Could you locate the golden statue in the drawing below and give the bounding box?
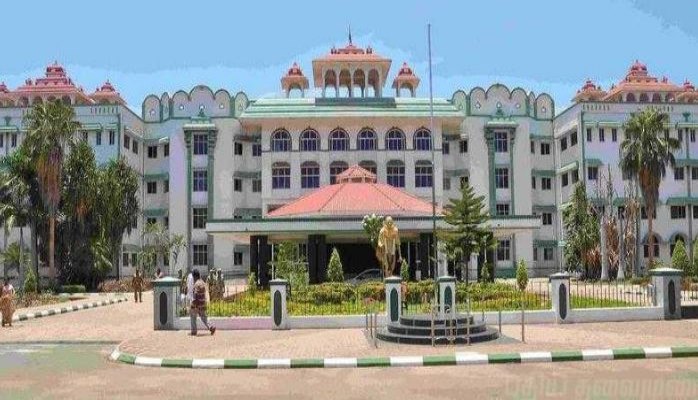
[376,216,402,277]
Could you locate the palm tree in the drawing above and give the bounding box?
[0,164,31,283]
[619,109,680,269]
[23,100,80,279]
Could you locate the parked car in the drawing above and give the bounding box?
[345,269,383,285]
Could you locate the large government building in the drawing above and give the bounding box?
[2,38,698,282]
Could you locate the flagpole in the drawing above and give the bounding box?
[428,23,437,278]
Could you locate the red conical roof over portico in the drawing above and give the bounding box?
[267,165,439,218]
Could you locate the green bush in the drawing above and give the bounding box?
[23,268,37,294]
[356,281,384,301]
[60,284,86,294]
[299,282,354,304]
[405,279,436,303]
[672,240,690,273]
[247,272,257,294]
[480,263,491,283]
[516,259,528,291]
[327,248,344,282]
[400,258,410,282]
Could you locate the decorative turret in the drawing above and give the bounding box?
[280,62,309,98]
[89,80,126,105]
[572,79,607,102]
[595,60,683,103]
[676,79,698,103]
[392,62,420,98]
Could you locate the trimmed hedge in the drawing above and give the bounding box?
[60,285,87,294]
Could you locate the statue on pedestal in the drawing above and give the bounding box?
[376,216,402,277]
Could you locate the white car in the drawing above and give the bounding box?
[345,269,383,285]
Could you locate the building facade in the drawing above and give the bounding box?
[1,45,696,280]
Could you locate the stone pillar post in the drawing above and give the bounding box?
[650,268,682,320]
[270,279,289,330]
[385,276,402,323]
[549,272,570,323]
[153,277,180,331]
[437,275,456,317]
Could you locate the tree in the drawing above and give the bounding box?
[0,165,31,283]
[96,157,139,279]
[563,182,600,277]
[1,242,28,281]
[516,259,528,291]
[327,247,344,282]
[439,182,494,275]
[23,100,81,279]
[362,214,385,265]
[620,109,680,269]
[672,240,690,273]
[400,258,410,282]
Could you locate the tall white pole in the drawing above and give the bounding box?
[428,23,437,278]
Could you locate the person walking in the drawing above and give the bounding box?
[132,268,144,303]
[190,269,215,336]
[1,278,16,327]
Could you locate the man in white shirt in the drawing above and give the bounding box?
[186,270,194,306]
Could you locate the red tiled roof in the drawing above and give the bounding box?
[267,166,439,218]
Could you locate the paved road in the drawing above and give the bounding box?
[2,344,698,399]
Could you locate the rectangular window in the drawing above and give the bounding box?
[193,207,207,229]
[11,134,17,148]
[571,132,578,146]
[193,244,208,266]
[123,135,130,149]
[495,168,509,189]
[234,142,243,155]
[234,252,243,266]
[442,142,450,154]
[542,213,553,225]
[459,140,468,153]
[146,181,157,194]
[560,137,567,151]
[586,128,592,142]
[148,146,158,158]
[146,217,157,226]
[132,140,138,154]
[164,143,170,157]
[494,132,508,152]
[694,205,698,219]
[163,253,169,266]
[164,179,169,193]
[588,166,598,180]
[132,215,138,229]
[640,207,656,220]
[571,169,579,183]
[131,253,138,268]
[533,247,538,262]
[96,132,102,146]
[540,143,550,155]
[164,217,169,230]
[109,130,115,145]
[599,128,605,142]
[193,170,208,192]
[691,129,696,143]
[0,135,3,147]
[678,129,684,143]
[193,134,208,155]
[443,178,451,191]
[460,176,469,189]
[561,173,569,187]
[671,205,686,219]
[693,167,698,181]
[234,178,242,192]
[496,203,510,216]
[530,140,535,154]
[542,177,552,190]
[675,167,685,180]
[252,143,261,157]
[531,176,536,189]
[544,248,554,261]
[497,239,511,261]
[611,128,618,142]
[252,179,262,193]
[82,131,88,142]
[122,253,130,267]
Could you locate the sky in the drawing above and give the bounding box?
[2,0,698,113]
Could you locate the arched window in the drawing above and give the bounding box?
[415,160,433,188]
[271,129,291,152]
[359,160,377,175]
[626,93,636,102]
[413,128,432,151]
[670,234,686,255]
[357,128,376,151]
[300,161,320,189]
[643,234,660,258]
[329,161,349,184]
[271,162,291,189]
[300,129,319,151]
[651,93,662,103]
[639,93,649,103]
[387,160,405,187]
[385,128,405,151]
[330,128,349,151]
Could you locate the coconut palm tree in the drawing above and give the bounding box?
[23,100,80,279]
[619,109,680,269]
[0,170,30,282]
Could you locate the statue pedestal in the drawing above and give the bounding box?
[384,276,402,323]
[437,275,456,318]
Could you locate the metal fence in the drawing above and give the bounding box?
[568,279,654,308]
[680,278,698,304]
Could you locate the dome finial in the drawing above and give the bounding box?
[348,24,352,44]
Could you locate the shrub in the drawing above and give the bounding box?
[405,279,436,303]
[672,240,690,273]
[356,281,384,301]
[60,284,86,294]
[303,282,354,304]
[23,268,37,294]
[327,248,344,282]
[98,278,153,292]
[516,259,528,291]
[400,258,410,282]
[247,272,257,294]
[480,263,491,283]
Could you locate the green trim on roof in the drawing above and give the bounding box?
[533,239,558,247]
[144,173,169,181]
[557,161,579,174]
[79,123,103,131]
[529,133,553,140]
[233,171,261,179]
[443,169,468,178]
[585,158,603,167]
[532,169,555,178]
[533,205,557,212]
[665,197,698,206]
[0,125,19,133]
[674,158,698,168]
